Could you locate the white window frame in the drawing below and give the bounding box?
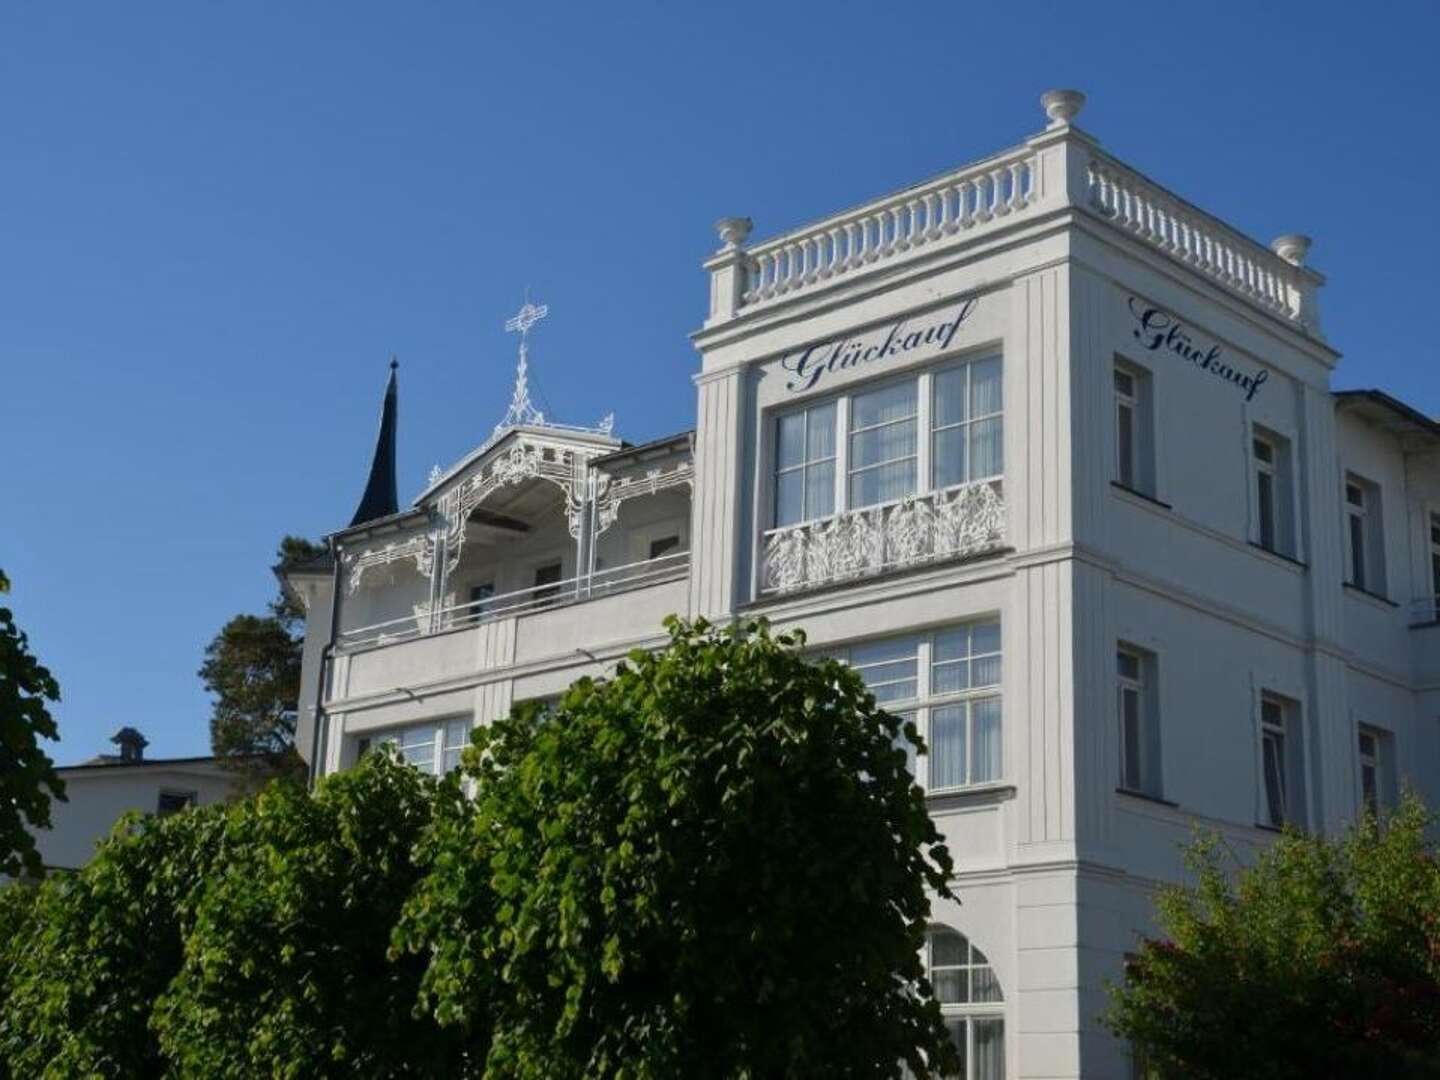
[834,620,1004,794]
[1344,474,1386,596]
[1357,724,1393,818]
[1259,694,1306,830]
[1253,432,1278,552]
[772,399,838,528]
[356,715,472,775]
[1113,360,1155,496]
[767,353,1003,532]
[1116,645,1161,798]
[922,925,1006,1080]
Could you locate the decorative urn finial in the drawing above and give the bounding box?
[1271,234,1312,267]
[1040,89,1086,128]
[715,216,753,251]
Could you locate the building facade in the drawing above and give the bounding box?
[288,90,1440,1078]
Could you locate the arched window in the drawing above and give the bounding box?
[926,925,1005,1080]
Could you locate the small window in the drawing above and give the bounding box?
[441,718,471,774]
[363,717,473,775]
[1358,726,1394,818]
[1251,429,1294,556]
[932,356,1003,489]
[1260,694,1306,829]
[648,535,682,560]
[1114,363,1155,496]
[157,790,197,816]
[1344,475,1386,595]
[1117,646,1161,797]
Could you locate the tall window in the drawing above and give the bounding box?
[840,620,1003,792]
[1358,726,1393,818]
[1117,646,1161,797]
[932,356,1003,490]
[1113,362,1154,495]
[1259,695,1305,829]
[358,717,471,775]
[925,925,1005,1080]
[849,381,918,508]
[771,354,1002,529]
[1251,428,1296,557]
[1344,474,1386,595]
[775,401,837,526]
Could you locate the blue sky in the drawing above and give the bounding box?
[3,1,1436,764]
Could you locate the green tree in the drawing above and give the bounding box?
[0,803,229,1077]
[0,567,66,879]
[1107,795,1440,1079]
[396,616,959,1079]
[200,535,323,783]
[152,751,470,1077]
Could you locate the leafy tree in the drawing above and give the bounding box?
[396,616,959,1079]
[200,535,324,783]
[0,567,66,878]
[1107,794,1440,1079]
[151,751,471,1077]
[0,803,229,1076]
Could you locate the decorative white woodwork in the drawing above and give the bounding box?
[760,481,1006,594]
[345,535,433,595]
[594,459,695,532]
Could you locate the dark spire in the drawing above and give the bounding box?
[349,359,400,527]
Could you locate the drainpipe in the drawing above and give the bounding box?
[308,536,343,789]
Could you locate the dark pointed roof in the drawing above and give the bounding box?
[350,360,400,527]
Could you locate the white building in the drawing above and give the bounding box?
[286,90,1440,1078]
[29,728,242,873]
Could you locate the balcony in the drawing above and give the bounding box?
[759,481,1006,596]
[338,551,689,652]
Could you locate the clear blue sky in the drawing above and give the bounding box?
[3,1,1436,764]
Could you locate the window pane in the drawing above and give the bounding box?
[971,653,1001,689]
[930,928,969,967]
[1258,471,1276,549]
[946,1019,968,1075]
[807,402,836,459]
[1121,689,1142,790]
[442,748,463,774]
[1349,515,1366,589]
[850,418,917,468]
[1117,404,1135,487]
[1117,651,1140,681]
[933,626,971,664]
[804,462,835,520]
[972,964,1003,1004]
[932,426,967,490]
[970,356,1002,416]
[775,471,804,527]
[1263,732,1286,826]
[970,417,1003,479]
[933,970,968,1006]
[972,699,1002,782]
[930,705,968,789]
[851,380,917,429]
[971,620,1001,656]
[849,459,917,508]
[777,412,806,469]
[932,659,970,695]
[973,1018,1006,1080]
[933,367,968,427]
[1114,368,1134,396]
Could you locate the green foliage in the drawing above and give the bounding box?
[0,567,66,878]
[151,751,469,1077]
[0,804,229,1077]
[396,616,958,1079]
[200,535,323,782]
[1107,794,1440,1078]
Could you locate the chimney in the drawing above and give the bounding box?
[110,727,148,763]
